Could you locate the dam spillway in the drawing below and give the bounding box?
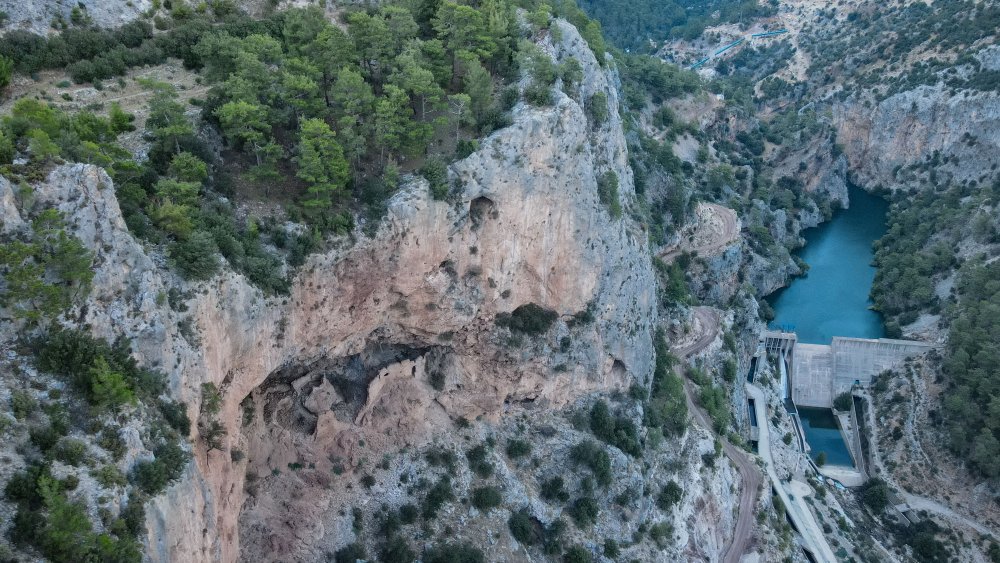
[775,335,934,408]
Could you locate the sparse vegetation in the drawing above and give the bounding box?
[496,303,558,335]
[588,400,641,456]
[470,486,503,511]
[569,440,612,487]
[506,439,532,459]
[833,392,853,412]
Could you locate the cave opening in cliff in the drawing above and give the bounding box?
[246,342,452,431]
[469,196,497,230]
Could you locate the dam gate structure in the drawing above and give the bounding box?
[781,336,934,408]
[753,331,933,483]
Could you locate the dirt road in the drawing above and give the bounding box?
[860,391,1000,539]
[672,307,763,563]
[659,203,740,263]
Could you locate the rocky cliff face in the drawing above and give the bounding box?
[1,0,153,35]
[19,20,675,561]
[835,46,1000,191]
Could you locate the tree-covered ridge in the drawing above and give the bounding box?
[3,0,604,291]
[195,0,523,222]
[943,259,1000,477]
[870,176,1000,477]
[799,0,1000,100]
[575,0,774,51]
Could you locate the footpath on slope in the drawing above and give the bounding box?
[745,384,838,563]
[658,203,740,263]
[672,307,763,563]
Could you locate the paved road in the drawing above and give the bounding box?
[659,203,740,262]
[746,384,838,563]
[672,307,763,563]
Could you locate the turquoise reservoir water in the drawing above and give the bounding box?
[766,184,889,344]
[798,407,854,466]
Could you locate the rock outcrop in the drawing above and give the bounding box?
[835,49,1000,191]
[1,0,153,35]
[24,19,666,562]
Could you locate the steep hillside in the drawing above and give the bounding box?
[0,3,791,563]
[584,0,1000,560]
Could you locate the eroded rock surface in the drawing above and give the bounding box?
[23,19,680,562]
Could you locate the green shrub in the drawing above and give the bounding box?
[506,438,531,459]
[428,368,445,391]
[30,424,63,453]
[540,476,570,502]
[35,328,167,405]
[422,476,454,519]
[649,521,673,548]
[698,383,731,433]
[116,495,146,539]
[88,356,136,410]
[543,518,567,556]
[424,542,485,563]
[596,171,621,219]
[508,509,541,545]
[722,358,737,382]
[569,440,612,486]
[425,447,457,473]
[131,440,188,495]
[10,390,37,420]
[524,83,553,106]
[421,158,449,200]
[158,400,191,435]
[399,503,418,524]
[52,438,88,466]
[588,400,641,456]
[380,535,415,563]
[656,480,683,511]
[169,231,219,280]
[200,382,222,414]
[0,209,94,323]
[465,444,493,478]
[833,392,853,412]
[7,470,141,562]
[563,545,592,563]
[586,92,608,125]
[860,478,890,513]
[99,427,127,461]
[92,464,128,488]
[470,486,503,511]
[569,496,599,528]
[334,543,366,563]
[495,303,558,335]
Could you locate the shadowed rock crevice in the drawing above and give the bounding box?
[249,342,454,431]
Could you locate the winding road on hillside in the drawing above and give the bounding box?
[658,203,740,263]
[859,391,1000,539]
[672,307,763,563]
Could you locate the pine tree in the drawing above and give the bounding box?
[372,85,414,165]
[295,118,349,213]
[215,100,270,166]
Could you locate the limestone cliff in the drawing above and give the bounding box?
[835,46,1000,191]
[14,19,676,561]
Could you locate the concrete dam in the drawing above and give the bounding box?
[762,331,933,408]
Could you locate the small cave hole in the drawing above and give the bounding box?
[469,196,497,230]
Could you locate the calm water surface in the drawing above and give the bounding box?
[766,184,889,344]
[798,407,855,466]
